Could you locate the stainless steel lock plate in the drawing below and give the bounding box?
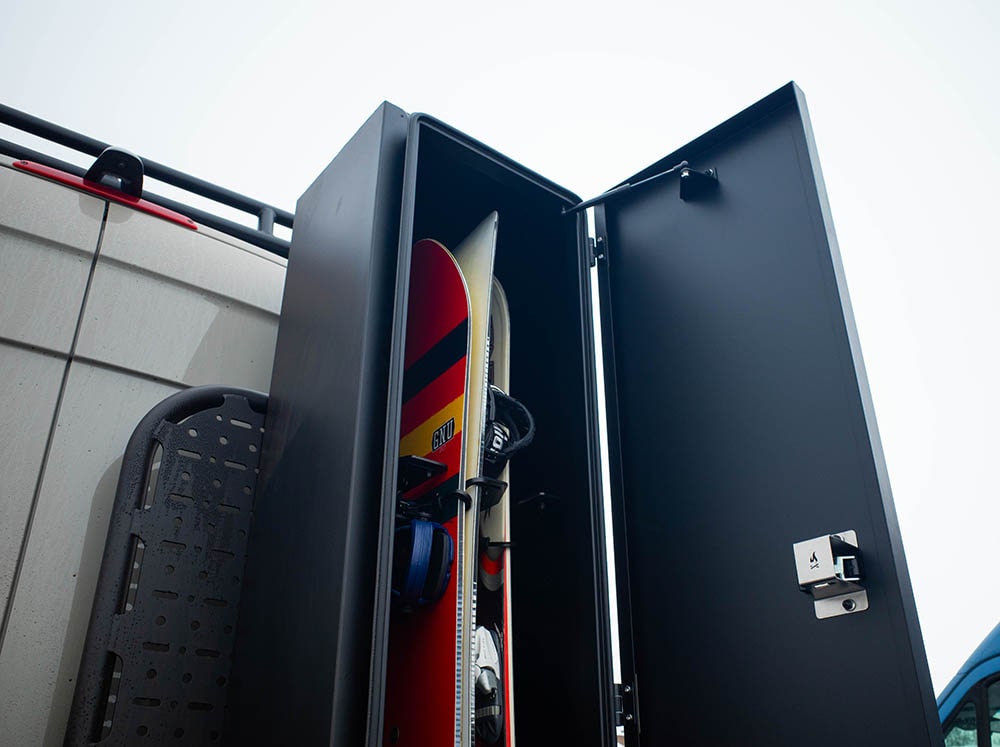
[793,530,868,619]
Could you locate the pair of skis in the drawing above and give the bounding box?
[383,213,516,747]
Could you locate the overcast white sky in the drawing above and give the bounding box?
[3,0,999,697]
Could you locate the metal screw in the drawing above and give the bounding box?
[842,598,857,612]
[623,685,631,693]
[625,714,634,722]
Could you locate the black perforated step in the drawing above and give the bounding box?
[65,387,267,746]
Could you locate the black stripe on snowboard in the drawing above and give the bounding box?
[402,319,469,404]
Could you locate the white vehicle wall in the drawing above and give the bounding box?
[0,156,286,745]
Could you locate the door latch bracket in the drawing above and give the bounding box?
[793,530,868,619]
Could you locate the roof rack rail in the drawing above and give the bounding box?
[0,103,293,258]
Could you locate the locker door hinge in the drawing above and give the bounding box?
[588,235,606,267]
[614,682,635,727]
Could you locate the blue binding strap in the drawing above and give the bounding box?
[403,520,434,606]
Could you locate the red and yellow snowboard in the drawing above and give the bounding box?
[383,213,504,747]
[383,238,471,747]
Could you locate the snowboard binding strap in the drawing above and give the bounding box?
[483,385,535,478]
[392,519,453,608]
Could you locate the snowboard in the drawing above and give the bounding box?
[476,279,516,747]
[383,238,471,747]
[383,212,500,747]
[450,212,500,746]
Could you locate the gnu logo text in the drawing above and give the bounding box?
[432,418,456,450]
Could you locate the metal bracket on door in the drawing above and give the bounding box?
[793,530,868,619]
[614,682,636,727]
[678,166,718,201]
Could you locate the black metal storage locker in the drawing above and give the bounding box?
[227,83,943,746]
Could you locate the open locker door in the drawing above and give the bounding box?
[596,83,943,745]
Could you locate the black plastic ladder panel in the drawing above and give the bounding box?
[65,387,266,746]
